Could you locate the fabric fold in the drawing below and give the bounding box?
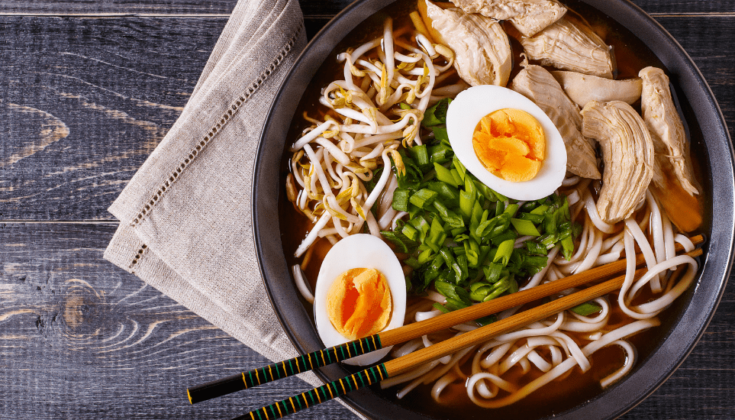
[101,0,353,406]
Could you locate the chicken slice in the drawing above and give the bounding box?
[423,0,512,86]
[639,67,702,232]
[582,101,655,223]
[512,64,600,179]
[520,18,614,79]
[639,66,699,196]
[552,71,642,108]
[450,0,567,37]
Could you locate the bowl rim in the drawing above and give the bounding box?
[253,1,735,418]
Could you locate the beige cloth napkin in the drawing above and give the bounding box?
[103,0,337,395]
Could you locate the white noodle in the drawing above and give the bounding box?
[625,218,661,292]
[291,265,314,303]
[585,193,616,233]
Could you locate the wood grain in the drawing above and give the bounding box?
[0,223,732,419]
[0,223,351,419]
[0,0,732,16]
[0,0,351,16]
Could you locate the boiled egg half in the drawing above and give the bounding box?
[313,234,406,366]
[447,85,567,201]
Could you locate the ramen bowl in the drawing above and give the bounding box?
[253,0,734,418]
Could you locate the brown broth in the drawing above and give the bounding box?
[277,1,709,418]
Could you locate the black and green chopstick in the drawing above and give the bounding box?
[233,260,693,420]
[231,364,388,420]
[186,237,702,405]
[187,335,384,404]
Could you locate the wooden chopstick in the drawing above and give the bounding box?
[187,235,703,404]
[234,247,702,420]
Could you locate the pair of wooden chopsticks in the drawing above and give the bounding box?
[188,235,703,419]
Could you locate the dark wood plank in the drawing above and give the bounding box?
[636,0,735,15]
[0,17,223,221]
[0,0,353,16]
[1,222,733,419]
[0,0,732,18]
[0,15,329,223]
[0,222,354,419]
[2,15,735,221]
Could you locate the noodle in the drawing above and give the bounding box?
[283,7,704,414]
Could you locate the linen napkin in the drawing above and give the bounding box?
[103,0,329,392]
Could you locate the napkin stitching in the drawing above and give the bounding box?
[128,22,304,228]
[128,243,149,273]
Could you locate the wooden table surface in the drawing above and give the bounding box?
[1,0,734,419]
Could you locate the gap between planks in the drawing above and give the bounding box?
[0,220,120,225]
[0,11,733,18]
[0,12,332,18]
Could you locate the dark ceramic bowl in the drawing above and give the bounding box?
[253,1,735,418]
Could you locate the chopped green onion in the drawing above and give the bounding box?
[494,239,515,266]
[561,235,574,260]
[423,98,452,126]
[426,218,447,252]
[410,189,438,209]
[450,169,463,186]
[490,229,517,246]
[495,201,505,217]
[519,212,545,224]
[433,200,465,229]
[475,315,497,326]
[538,232,557,246]
[399,102,412,110]
[525,241,547,256]
[381,231,413,253]
[459,178,477,221]
[511,218,541,236]
[483,276,511,301]
[464,239,480,267]
[405,257,420,269]
[530,204,549,215]
[492,190,508,202]
[474,182,498,202]
[507,277,519,294]
[426,182,459,206]
[450,227,466,237]
[432,303,450,313]
[409,215,430,243]
[439,248,464,281]
[483,263,503,283]
[504,203,519,217]
[429,142,452,163]
[470,285,491,301]
[445,298,470,311]
[409,144,430,167]
[571,302,603,316]
[418,248,433,264]
[434,162,460,187]
[452,156,467,182]
[402,224,419,242]
[392,188,410,212]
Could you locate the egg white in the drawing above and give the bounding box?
[446,85,567,201]
[313,234,406,366]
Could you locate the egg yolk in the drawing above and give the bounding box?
[472,108,546,182]
[326,268,392,340]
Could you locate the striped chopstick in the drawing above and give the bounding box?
[187,235,704,404]
[236,246,702,419]
[186,335,384,404]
